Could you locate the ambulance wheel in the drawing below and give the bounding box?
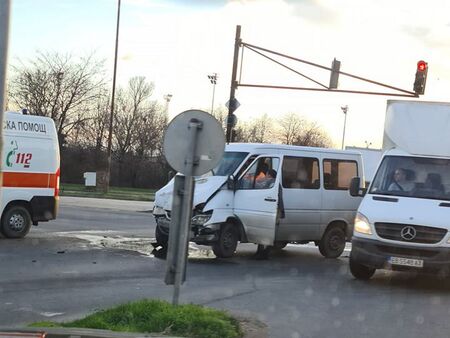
[1,205,32,238]
[350,254,376,280]
[212,223,238,258]
[319,226,346,258]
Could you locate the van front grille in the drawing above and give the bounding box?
[374,222,447,244]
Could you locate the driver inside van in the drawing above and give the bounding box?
[388,168,415,192]
[242,162,269,188]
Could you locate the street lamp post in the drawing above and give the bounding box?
[163,94,173,116]
[0,0,11,192]
[105,0,121,192]
[208,73,218,115]
[341,105,348,150]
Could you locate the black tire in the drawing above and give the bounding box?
[212,223,238,258]
[155,224,169,247]
[318,226,346,258]
[349,254,376,280]
[272,241,288,250]
[1,205,32,239]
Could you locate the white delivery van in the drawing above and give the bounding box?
[349,100,450,279]
[1,111,60,238]
[153,143,363,258]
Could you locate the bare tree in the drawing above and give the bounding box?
[8,51,106,141]
[279,112,303,145]
[232,115,273,143]
[113,77,153,160]
[291,120,332,148]
[210,105,227,130]
[134,103,167,159]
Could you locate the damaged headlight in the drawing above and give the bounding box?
[191,214,212,226]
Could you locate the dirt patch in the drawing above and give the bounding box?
[235,314,268,338]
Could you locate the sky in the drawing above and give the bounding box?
[8,0,450,148]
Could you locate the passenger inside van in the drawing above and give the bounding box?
[424,173,445,193]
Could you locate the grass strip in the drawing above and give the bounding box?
[60,183,156,201]
[30,299,242,338]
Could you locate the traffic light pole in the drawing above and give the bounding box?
[226,25,241,143]
[0,0,11,190]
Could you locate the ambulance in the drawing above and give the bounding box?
[1,111,60,238]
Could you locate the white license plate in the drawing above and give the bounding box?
[389,256,424,268]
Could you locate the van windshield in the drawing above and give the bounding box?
[211,151,249,176]
[369,155,450,201]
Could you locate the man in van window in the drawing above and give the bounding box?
[388,168,415,192]
[256,169,277,189]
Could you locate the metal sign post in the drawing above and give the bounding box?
[0,0,11,190]
[162,110,225,306]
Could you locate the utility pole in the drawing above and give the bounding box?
[341,105,348,150]
[226,25,241,143]
[208,73,218,115]
[105,0,121,192]
[0,0,11,190]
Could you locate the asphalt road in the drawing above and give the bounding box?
[2,198,450,338]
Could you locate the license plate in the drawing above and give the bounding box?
[389,256,424,268]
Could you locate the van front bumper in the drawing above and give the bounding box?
[351,237,450,272]
[155,216,219,244]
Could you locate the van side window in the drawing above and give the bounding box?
[282,156,320,189]
[323,159,358,190]
[236,155,258,178]
[240,157,279,190]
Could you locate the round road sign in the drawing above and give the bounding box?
[163,110,225,176]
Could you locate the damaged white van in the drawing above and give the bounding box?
[153,143,364,258]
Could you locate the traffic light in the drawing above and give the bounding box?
[413,60,428,95]
[329,58,341,89]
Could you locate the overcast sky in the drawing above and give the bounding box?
[9,0,450,148]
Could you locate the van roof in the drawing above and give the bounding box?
[225,142,361,156]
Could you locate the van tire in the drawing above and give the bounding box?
[318,226,346,258]
[212,223,238,258]
[350,254,376,280]
[1,205,32,238]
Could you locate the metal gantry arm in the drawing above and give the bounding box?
[226,25,419,143]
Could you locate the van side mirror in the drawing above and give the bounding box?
[227,175,236,191]
[349,177,366,197]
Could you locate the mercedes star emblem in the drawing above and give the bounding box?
[400,226,417,241]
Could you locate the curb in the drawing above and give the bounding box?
[0,317,268,338]
[0,328,180,338]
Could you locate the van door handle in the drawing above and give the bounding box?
[264,197,277,202]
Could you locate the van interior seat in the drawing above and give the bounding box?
[425,173,445,192]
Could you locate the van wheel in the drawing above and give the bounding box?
[350,254,376,280]
[272,241,288,250]
[1,205,32,238]
[318,226,346,258]
[155,224,168,247]
[212,223,238,258]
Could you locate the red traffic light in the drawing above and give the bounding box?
[417,60,427,72]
